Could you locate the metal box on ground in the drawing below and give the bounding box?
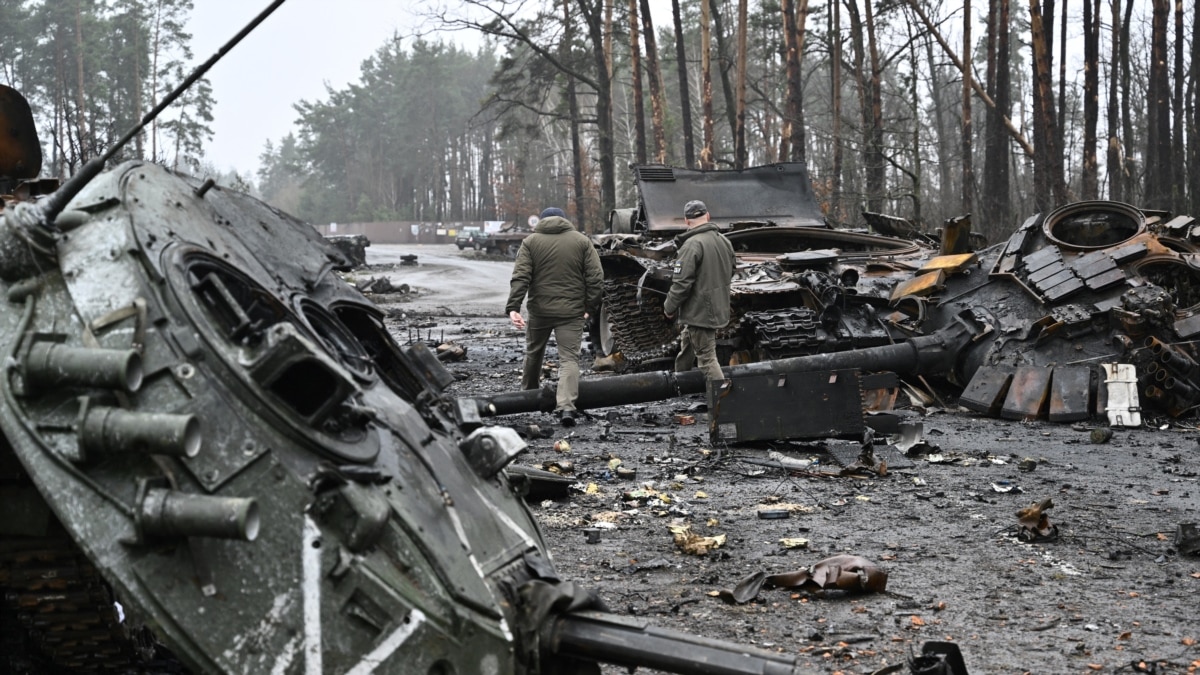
[708,369,865,443]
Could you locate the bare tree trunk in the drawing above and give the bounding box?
[962,0,974,213]
[578,0,617,218]
[779,0,797,162]
[907,33,924,226]
[700,0,715,169]
[1029,0,1066,210]
[629,0,646,164]
[1119,0,1134,202]
[604,0,613,85]
[480,123,495,218]
[1081,0,1099,199]
[846,0,868,212]
[926,35,952,213]
[1171,0,1184,211]
[1145,0,1171,209]
[1189,0,1200,215]
[982,0,1012,236]
[639,0,669,163]
[790,0,809,164]
[671,0,695,167]
[73,0,90,161]
[1056,0,1067,139]
[1107,0,1122,202]
[563,0,585,227]
[151,1,161,162]
[710,0,739,148]
[829,0,843,223]
[864,0,885,211]
[734,0,748,168]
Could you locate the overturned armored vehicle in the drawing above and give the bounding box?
[593,162,934,369]
[0,77,810,673]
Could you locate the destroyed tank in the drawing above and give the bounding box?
[495,198,1200,427]
[592,162,934,369]
[918,199,1200,422]
[0,21,814,674]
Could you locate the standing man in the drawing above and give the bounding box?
[507,207,604,427]
[662,200,735,382]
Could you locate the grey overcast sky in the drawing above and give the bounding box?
[188,0,676,179]
[187,0,439,177]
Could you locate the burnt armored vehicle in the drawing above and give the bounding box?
[592,162,934,369]
[490,199,1200,428]
[0,17,813,675]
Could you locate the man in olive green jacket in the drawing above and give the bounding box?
[662,200,735,382]
[506,207,604,426]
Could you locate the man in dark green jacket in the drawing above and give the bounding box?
[662,200,735,382]
[506,207,604,426]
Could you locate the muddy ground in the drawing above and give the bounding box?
[362,244,1199,675]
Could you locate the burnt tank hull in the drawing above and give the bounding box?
[594,163,934,369]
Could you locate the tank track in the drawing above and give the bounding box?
[0,535,189,674]
[601,275,679,368]
[741,308,831,358]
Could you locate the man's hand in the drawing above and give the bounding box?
[509,310,526,329]
[664,311,675,320]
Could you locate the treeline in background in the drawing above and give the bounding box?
[3,0,1196,244]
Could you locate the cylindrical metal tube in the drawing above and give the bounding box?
[1145,336,1166,354]
[547,611,798,675]
[480,325,971,416]
[138,489,259,541]
[1158,348,1198,377]
[80,407,200,458]
[24,343,143,392]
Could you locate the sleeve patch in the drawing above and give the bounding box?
[672,262,683,275]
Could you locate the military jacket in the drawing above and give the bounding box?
[662,222,735,328]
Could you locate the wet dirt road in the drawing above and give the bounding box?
[360,243,514,317]
[359,249,1200,675]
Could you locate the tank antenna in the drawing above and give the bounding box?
[36,0,289,228]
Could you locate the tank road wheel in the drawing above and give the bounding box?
[597,304,616,356]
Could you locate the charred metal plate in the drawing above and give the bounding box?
[1048,367,1094,422]
[1043,277,1086,302]
[1029,261,1070,285]
[1084,268,1126,291]
[1109,242,1149,264]
[1175,314,1200,339]
[1021,246,1064,274]
[890,270,945,301]
[634,162,826,233]
[1000,367,1053,420]
[708,369,864,442]
[919,253,977,274]
[1070,252,1118,279]
[1163,215,1195,236]
[1032,268,1077,291]
[959,366,1016,416]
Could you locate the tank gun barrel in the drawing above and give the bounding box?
[546,610,801,675]
[475,309,992,417]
